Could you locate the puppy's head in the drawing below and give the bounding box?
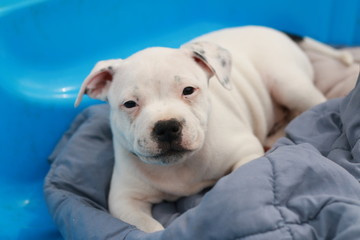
[75,42,232,165]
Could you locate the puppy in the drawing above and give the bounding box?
[75,26,338,232]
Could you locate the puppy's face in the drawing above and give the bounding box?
[109,48,210,165]
[75,42,232,165]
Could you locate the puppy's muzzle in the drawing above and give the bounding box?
[152,119,182,144]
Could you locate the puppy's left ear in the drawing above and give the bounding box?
[181,41,232,90]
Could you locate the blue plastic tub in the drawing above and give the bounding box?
[1,0,359,239]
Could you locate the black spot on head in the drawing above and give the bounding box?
[174,75,182,83]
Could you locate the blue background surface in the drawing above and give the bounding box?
[0,0,359,239]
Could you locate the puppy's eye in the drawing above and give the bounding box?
[182,86,195,96]
[123,100,137,108]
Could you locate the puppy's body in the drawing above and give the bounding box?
[75,26,331,232]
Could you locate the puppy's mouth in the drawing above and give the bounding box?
[154,149,191,160]
[135,147,193,165]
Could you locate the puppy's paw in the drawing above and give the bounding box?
[231,153,263,171]
[139,221,164,233]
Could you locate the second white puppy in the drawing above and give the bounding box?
[75,26,342,232]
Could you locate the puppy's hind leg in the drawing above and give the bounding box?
[270,69,326,115]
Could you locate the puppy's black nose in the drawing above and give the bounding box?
[153,119,182,143]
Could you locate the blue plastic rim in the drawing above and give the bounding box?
[0,0,359,239]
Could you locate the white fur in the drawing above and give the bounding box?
[75,26,332,232]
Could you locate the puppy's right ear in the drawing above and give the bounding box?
[181,41,232,90]
[74,59,122,107]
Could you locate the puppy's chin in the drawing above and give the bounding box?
[138,150,193,166]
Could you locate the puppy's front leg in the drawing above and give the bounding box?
[109,194,164,233]
[230,135,265,171]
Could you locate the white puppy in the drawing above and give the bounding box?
[75,26,345,232]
